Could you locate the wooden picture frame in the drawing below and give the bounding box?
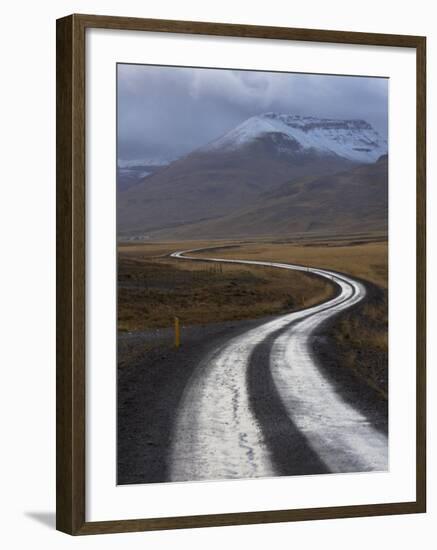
[56,13,426,535]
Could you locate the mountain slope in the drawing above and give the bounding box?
[150,156,388,240]
[117,158,175,191]
[117,113,387,236]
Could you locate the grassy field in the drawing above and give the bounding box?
[119,237,387,285]
[192,240,388,288]
[118,249,334,331]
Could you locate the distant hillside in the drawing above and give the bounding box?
[117,158,174,191]
[150,155,388,240]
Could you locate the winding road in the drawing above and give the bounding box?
[168,248,388,482]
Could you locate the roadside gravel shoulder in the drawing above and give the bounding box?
[117,316,276,484]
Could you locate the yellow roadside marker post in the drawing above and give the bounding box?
[174,316,180,348]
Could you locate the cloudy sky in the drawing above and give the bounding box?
[117,63,388,164]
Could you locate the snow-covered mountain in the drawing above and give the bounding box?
[202,113,387,164]
[117,113,388,237]
[117,157,176,169]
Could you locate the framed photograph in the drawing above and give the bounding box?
[56,14,426,535]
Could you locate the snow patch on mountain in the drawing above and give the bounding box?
[202,113,387,163]
[117,157,176,169]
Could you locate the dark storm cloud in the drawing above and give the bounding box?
[117,63,388,164]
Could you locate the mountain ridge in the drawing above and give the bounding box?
[200,113,387,163]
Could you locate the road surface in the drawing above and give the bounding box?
[168,248,388,481]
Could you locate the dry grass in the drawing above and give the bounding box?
[191,240,388,288]
[118,239,387,285]
[117,240,218,259]
[117,250,334,331]
[326,290,388,397]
